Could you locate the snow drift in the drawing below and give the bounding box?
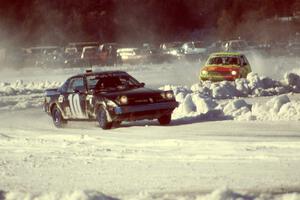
[0,80,61,96]
[173,93,300,122]
[165,72,300,122]
[3,188,300,200]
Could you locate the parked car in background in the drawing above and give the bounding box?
[25,46,63,67]
[181,41,207,62]
[63,47,81,66]
[67,42,100,54]
[99,43,122,66]
[80,46,101,66]
[160,42,184,60]
[199,52,252,81]
[117,48,144,64]
[206,41,224,54]
[222,40,250,52]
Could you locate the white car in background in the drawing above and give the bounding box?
[181,41,207,61]
[222,40,250,52]
[80,46,101,65]
[117,48,144,64]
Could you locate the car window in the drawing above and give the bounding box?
[208,56,240,65]
[59,81,69,93]
[227,57,239,65]
[87,73,141,91]
[67,77,85,93]
[208,57,223,65]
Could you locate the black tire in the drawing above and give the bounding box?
[97,107,113,130]
[158,114,171,125]
[52,105,67,128]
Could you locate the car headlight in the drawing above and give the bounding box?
[119,95,128,105]
[166,91,174,99]
[231,70,237,75]
[201,70,208,75]
[161,91,174,100]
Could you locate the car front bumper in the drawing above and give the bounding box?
[111,101,179,121]
[200,74,238,81]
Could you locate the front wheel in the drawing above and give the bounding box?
[158,114,171,125]
[97,108,113,130]
[52,105,67,128]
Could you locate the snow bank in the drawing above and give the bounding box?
[172,93,219,120]
[219,99,253,121]
[173,92,300,122]
[165,73,300,122]
[4,190,114,200]
[165,72,300,101]
[0,80,61,110]
[4,188,300,200]
[251,95,300,121]
[0,80,61,96]
[0,96,44,111]
[218,95,300,121]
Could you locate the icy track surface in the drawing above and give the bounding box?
[1,59,300,199]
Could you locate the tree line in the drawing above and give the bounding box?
[0,0,299,47]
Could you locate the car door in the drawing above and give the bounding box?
[64,77,88,119]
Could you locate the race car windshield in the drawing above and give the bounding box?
[208,56,240,65]
[87,73,141,91]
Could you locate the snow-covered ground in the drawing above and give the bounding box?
[1,58,300,200]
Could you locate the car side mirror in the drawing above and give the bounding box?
[140,82,145,87]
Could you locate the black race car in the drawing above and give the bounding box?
[44,70,178,129]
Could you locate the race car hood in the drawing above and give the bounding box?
[95,87,169,105]
[102,87,161,97]
[202,65,240,72]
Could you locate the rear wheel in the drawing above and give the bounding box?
[52,105,67,128]
[97,107,113,130]
[158,114,171,125]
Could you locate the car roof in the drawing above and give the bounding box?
[117,48,138,52]
[226,40,247,43]
[210,52,244,57]
[73,70,128,78]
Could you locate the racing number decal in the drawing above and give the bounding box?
[68,94,85,118]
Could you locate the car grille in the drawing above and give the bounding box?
[128,95,164,105]
[207,71,232,76]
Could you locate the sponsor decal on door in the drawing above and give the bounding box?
[68,94,86,118]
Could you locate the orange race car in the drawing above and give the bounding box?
[199,52,252,81]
